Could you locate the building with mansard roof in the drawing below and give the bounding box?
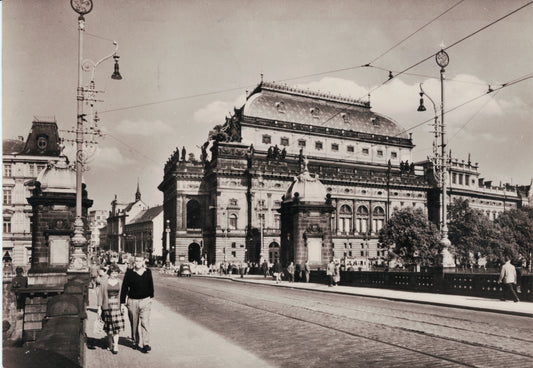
[2,119,62,266]
[158,81,529,268]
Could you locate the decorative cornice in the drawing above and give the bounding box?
[260,81,370,108]
[241,116,413,148]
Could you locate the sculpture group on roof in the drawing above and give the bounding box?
[400,160,415,175]
[267,145,286,162]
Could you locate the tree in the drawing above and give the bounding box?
[447,198,502,266]
[379,207,441,267]
[494,207,533,264]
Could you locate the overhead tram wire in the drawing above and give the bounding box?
[99,2,533,119]
[394,72,533,137]
[366,0,465,65]
[448,90,502,143]
[97,1,465,117]
[105,133,161,165]
[360,0,533,100]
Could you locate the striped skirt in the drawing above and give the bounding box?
[102,298,125,334]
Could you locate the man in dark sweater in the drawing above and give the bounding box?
[120,256,154,353]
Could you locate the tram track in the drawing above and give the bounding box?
[156,275,533,367]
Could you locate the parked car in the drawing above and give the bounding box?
[178,263,191,277]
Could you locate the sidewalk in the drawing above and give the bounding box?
[84,287,273,368]
[202,274,533,317]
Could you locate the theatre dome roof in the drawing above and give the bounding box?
[243,82,408,139]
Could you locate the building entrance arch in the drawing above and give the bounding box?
[188,242,201,264]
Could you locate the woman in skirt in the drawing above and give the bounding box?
[97,263,125,354]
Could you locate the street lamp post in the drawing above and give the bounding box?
[417,47,454,268]
[69,0,122,271]
[165,219,171,265]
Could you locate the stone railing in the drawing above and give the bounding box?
[308,270,533,302]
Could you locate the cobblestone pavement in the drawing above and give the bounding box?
[152,274,533,368]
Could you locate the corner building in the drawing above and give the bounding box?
[159,81,527,267]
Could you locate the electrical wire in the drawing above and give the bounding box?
[362,0,533,100]
[367,0,465,65]
[396,72,533,137]
[448,90,501,143]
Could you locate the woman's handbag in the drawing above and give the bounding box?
[93,316,105,336]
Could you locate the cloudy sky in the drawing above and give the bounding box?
[3,0,532,210]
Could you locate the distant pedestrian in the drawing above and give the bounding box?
[98,264,125,354]
[333,260,341,286]
[287,262,295,283]
[120,256,154,353]
[303,260,311,283]
[326,260,335,287]
[89,259,100,289]
[274,260,282,284]
[498,257,519,302]
[261,260,269,278]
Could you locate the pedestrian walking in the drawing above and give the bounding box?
[303,260,311,283]
[326,260,335,287]
[333,259,341,286]
[97,264,125,354]
[287,262,295,282]
[89,259,100,289]
[261,260,269,278]
[498,257,519,302]
[120,256,154,353]
[274,260,282,284]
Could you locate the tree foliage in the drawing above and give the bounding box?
[448,199,533,266]
[379,207,441,266]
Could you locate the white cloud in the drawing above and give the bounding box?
[91,146,135,168]
[114,119,173,136]
[193,94,247,124]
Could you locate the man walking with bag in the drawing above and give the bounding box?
[121,256,154,353]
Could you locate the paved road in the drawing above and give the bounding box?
[155,273,533,368]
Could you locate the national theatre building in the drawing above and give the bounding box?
[158,81,530,267]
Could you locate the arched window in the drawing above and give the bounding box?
[186,200,202,229]
[355,205,369,234]
[372,206,385,233]
[229,214,238,229]
[338,204,352,234]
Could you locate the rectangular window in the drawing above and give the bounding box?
[331,143,339,151]
[377,150,383,157]
[459,174,463,185]
[298,140,306,148]
[465,175,470,186]
[231,251,236,258]
[362,148,369,155]
[4,164,12,177]
[3,217,11,233]
[315,141,323,150]
[361,251,365,257]
[391,152,398,158]
[452,173,457,184]
[280,137,289,146]
[262,135,271,144]
[3,189,12,205]
[231,242,236,248]
[347,146,354,153]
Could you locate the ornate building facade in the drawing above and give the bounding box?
[159,81,529,267]
[2,119,62,266]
